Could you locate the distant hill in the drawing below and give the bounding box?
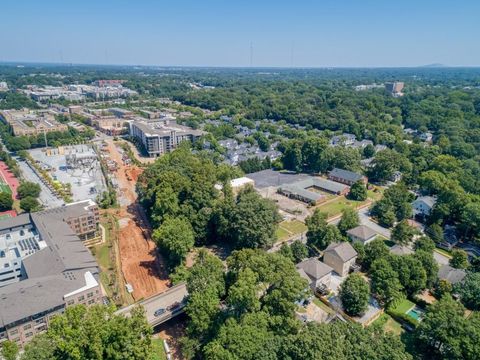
[419,63,447,68]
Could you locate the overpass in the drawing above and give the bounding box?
[116,283,188,327]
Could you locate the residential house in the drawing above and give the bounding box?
[328,168,367,186]
[347,225,377,245]
[412,196,436,217]
[323,242,358,277]
[330,133,356,146]
[438,265,466,285]
[296,258,333,290]
[389,244,414,256]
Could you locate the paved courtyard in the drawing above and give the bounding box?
[28,145,106,202]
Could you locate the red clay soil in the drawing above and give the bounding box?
[0,161,19,199]
[106,140,169,301]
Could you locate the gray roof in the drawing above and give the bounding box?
[438,265,466,285]
[328,168,364,183]
[325,242,357,262]
[0,208,99,328]
[296,258,333,280]
[0,213,31,233]
[413,196,436,209]
[279,178,349,202]
[245,170,310,189]
[389,244,414,256]
[347,225,377,242]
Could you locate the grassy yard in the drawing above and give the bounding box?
[315,196,368,218]
[276,227,290,241]
[391,298,415,314]
[373,314,404,336]
[277,219,307,241]
[150,338,167,360]
[434,248,452,258]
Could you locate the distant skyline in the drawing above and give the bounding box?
[1,0,479,67]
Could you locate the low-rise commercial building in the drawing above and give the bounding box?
[0,109,68,136]
[129,118,204,157]
[328,168,367,186]
[0,206,101,347]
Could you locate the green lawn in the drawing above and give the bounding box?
[281,219,307,234]
[150,338,167,360]
[277,220,307,241]
[95,242,112,269]
[434,248,452,258]
[276,227,290,241]
[391,299,415,314]
[316,196,368,218]
[372,314,404,336]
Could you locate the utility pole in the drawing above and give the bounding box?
[250,42,253,67]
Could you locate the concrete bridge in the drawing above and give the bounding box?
[116,283,188,327]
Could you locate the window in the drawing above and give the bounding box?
[78,295,85,302]
[67,300,74,306]
[25,332,33,338]
[87,292,93,298]
[9,329,18,336]
[23,324,31,330]
[88,299,95,305]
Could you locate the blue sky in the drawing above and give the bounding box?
[1,0,479,67]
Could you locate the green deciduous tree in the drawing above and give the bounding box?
[455,272,480,310]
[230,187,281,249]
[152,217,195,267]
[339,273,370,316]
[391,220,417,245]
[449,249,469,269]
[306,209,342,250]
[26,305,152,360]
[19,196,40,213]
[17,181,41,199]
[415,295,480,360]
[1,340,18,360]
[348,180,368,201]
[337,207,360,235]
[370,258,403,305]
[0,192,13,211]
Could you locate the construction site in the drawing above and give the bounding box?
[27,144,107,202]
[100,139,169,302]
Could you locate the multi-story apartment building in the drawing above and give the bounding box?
[129,118,204,157]
[0,206,102,347]
[48,199,100,241]
[0,109,68,136]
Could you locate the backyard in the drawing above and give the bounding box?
[276,219,307,241]
[314,187,383,219]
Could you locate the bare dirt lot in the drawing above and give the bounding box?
[105,139,169,301]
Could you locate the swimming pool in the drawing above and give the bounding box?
[406,306,424,321]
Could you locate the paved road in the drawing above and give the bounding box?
[16,158,64,208]
[116,283,188,327]
[358,207,391,239]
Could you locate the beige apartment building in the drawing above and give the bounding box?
[0,109,68,136]
[0,205,102,347]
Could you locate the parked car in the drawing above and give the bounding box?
[154,308,166,317]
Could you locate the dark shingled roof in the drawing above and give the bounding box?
[328,168,364,183]
[325,242,357,262]
[296,258,333,280]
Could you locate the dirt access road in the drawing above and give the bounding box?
[105,139,169,300]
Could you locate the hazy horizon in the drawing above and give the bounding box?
[2,0,479,67]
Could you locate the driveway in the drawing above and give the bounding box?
[16,158,64,209]
[433,250,451,266]
[358,207,391,239]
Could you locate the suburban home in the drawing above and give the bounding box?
[389,244,414,256]
[346,225,377,245]
[438,265,467,285]
[328,168,367,186]
[412,196,436,217]
[323,242,358,277]
[296,258,333,291]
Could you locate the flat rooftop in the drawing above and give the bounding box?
[246,170,310,189]
[0,205,99,328]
